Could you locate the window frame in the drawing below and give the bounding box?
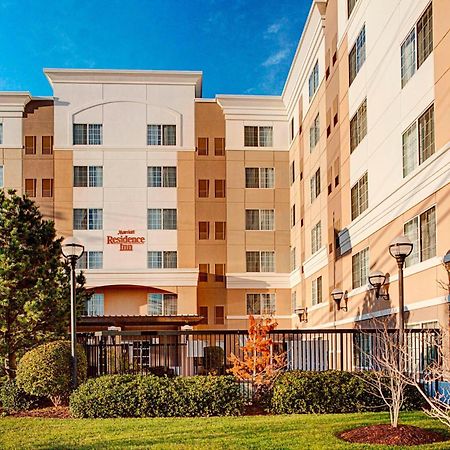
[349,25,366,85]
[73,124,103,145]
[246,293,276,315]
[311,276,323,306]
[350,98,367,153]
[147,293,178,316]
[351,172,368,220]
[246,251,275,273]
[352,247,369,289]
[147,124,176,146]
[244,126,273,147]
[311,221,322,254]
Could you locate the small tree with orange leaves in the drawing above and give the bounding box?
[228,315,286,403]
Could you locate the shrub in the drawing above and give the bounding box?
[16,340,87,406]
[0,379,42,413]
[270,370,424,414]
[70,374,245,418]
[203,346,225,374]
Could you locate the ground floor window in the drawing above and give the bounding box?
[85,293,104,316]
[246,293,275,315]
[147,293,178,315]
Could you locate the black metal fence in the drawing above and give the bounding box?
[78,328,440,382]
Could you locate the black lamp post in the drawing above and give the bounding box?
[331,288,347,311]
[368,271,389,301]
[389,235,413,345]
[62,238,85,389]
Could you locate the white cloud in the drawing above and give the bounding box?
[262,48,289,67]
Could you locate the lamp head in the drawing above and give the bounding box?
[62,237,85,260]
[389,235,413,261]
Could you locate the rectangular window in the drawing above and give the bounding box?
[350,98,367,153]
[417,3,433,68]
[404,206,436,267]
[88,124,102,145]
[290,247,296,271]
[148,167,161,187]
[290,161,295,184]
[310,168,321,202]
[215,264,225,282]
[245,209,274,231]
[312,276,323,305]
[348,0,357,17]
[73,124,87,145]
[351,172,368,220]
[24,136,36,155]
[88,251,103,269]
[401,29,416,88]
[147,251,162,269]
[261,252,275,272]
[24,179,36,197]
[246,251,275,272]
[74,166,103,187]
[311,221,322,254]
[197,137,209,155]
[214,137,225,156]
[146,209,175,230]
[42,179,53,198]
[147,125,176,146]
[309,114,320,151]
[147,167,176,187]
[290,118,295,141]
[147,251,177,269]
[402,104,434,177]
[199,221,210,240]
[198,179,209,198]
[291,204,296,228]
[89,166,103,187]
[73,209,88,230]
[73,209,102,230]
[215,306,225,324]
[199,306,209,325]
[73,124,102,145]
[0,166,3,188]
[308,60,319,101]
[163,209,177,230]
[42,136,53,155]
[0,123,3,144]
[148,293,177,316]
[244,126,273,147]
[199,264,209,282]
[85,293,104,316]
[245,167,275,188]
[215,222,226,240]
[352,247,369,289]
[88,208,103,230]
[215,179,226,198]
[349,25,366,85]
[74,166,88,187]
[246,293,275,315]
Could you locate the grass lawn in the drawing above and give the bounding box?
[0,411,449,450]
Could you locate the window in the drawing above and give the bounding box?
[245,209,274,231]
[290,161,295,184]
[147,125,176,146]
[309,114,320,152]
[402,4,433,87]
[77,251,103,269]
[42,179,53,197]
[404,206,436,268]
[147,251,177,269]
[402,104,434,177]
[199,306,209,325]
[198,179,209,198]
[73,208,102,230]
[73,124,102,145]
[308,60,319,100]
[244,126,273,147]
[290,247,296,271]
[24,136,36,155]
[351,172,368,220]
[214,137,225,156]
[246,251,275,272]
[74,166,103,187]
[199,264,209,282]
[215,222,226,240]
[215,179,226,198]
[350,98,367,153]
[245,167,275,188]
[311,221,322,254]
[291,291,297,311]
[42,136,53,155]
[290,118,295,141]
[24,179,36,197]
[246,293,275,315]
[349,25,366,85]
[352,247,369,289]
[312,276,322,305]
[85,293,104,316]
[215,306,225,324]
[291,204,296,228]
[0,123,2,144]
[199,221,210,240]
[348,0,357,17]
[0,166,3,188]
[310,168,321,202]
[147,166,176,187]
[148,293,177,315]
[197,137,209,155]
[215,264,225,282]
[147,209,177,230]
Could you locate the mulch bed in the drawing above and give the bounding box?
[10,406,71,419]
[339,424,448,446]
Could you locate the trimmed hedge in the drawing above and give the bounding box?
[70,374,245,418]
[0,378,42,413]
[16,340,87,406]
[270,370,424,414]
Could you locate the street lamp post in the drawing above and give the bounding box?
[388,235,413,346]
[62,238,85,389]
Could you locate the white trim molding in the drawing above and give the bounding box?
[227,315,293,320]
[302,246,327,279]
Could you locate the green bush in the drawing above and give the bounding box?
[203,346,225,374]
[70,374,245,418]
[16,340,87,406]
[0,379,42,413]
[270,370,424,414]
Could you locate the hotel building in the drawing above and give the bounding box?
[0,0,448,332]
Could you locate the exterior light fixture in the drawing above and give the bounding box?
[331,288,347,312]
[368,271,389,301]
[443,252,450,272]
[62,237,85,389]
[295,307,308,323]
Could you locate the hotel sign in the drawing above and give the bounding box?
[106,230,145,251]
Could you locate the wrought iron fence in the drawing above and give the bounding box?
[77,328,440,383]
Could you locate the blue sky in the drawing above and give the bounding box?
[0,0,311,98]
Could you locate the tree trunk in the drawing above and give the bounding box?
[5,351,17,379]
